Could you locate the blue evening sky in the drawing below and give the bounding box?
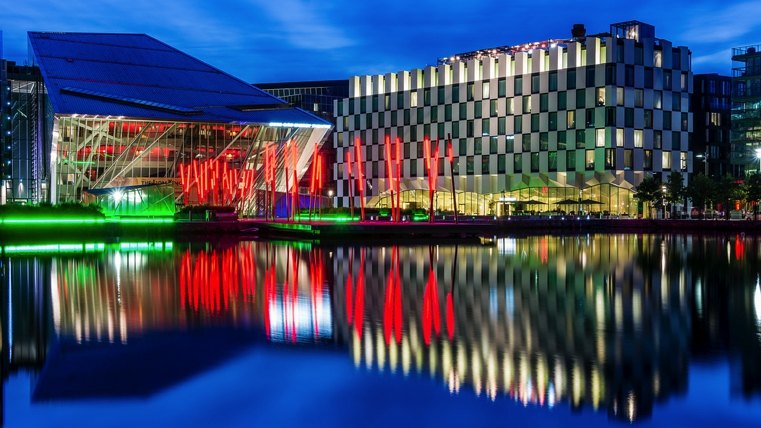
[1,0,760,83]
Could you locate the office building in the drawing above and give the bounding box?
[731,44,761,175]
[691,74,731,178]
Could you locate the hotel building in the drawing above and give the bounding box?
[334,21,692,216]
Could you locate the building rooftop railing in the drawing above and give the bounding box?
[732,44,761,59]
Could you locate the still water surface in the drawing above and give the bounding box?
[2,234,761,427]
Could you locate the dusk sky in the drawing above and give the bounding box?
[2,0,761,84]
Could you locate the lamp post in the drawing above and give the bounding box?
[661,185,667,219]
[328,189,334,209]
[755,148,761,174]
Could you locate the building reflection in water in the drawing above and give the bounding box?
[1,235,761,423]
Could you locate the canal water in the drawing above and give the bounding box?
[2,234,761,427]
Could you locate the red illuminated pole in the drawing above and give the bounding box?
[354,137,365,222]
[345,151,354,218]
[291,142,298,222]
[447,134,458,224]
[384,135,395,221]
[395,137,402,222]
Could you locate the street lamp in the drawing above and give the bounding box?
[661,185,667,219]
[327,189,334,209]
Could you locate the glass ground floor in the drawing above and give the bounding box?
[369,183,637,217]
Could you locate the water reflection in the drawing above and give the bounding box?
[2,235,761,425]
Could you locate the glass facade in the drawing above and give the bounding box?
[52,117,319,216]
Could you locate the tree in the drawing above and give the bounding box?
[665,172,685,218]
[746,173,761,219]
[634,175,662,218]
[685,174,714,217]
[713,175,744,219]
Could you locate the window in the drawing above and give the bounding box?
[467,120,474,137]
[490,99,499,117]
[625,65,634,86]
[459,103,467,120]
[411,92,418,107]
[680,152,687,171]
[506,135,514,152]
[437,123,444,139]
[567,69,576,89]
[558,91,567,110]
[360,97,367,113]
[474,138,482,155]
[616,128,624,147]
[558,131,567,150]
[672,131,681,150]
[681,72,688,91]
[482,155,490,174]
[531,152,539,172]
[498,154,506,173]
[397,92,404,109]
[596,88,605,106]
[549,152,558,171]
[410,159,418,176]
[654,130,662,149]
[540,132,549,151]
[498,78,506,97]
[522,134,531,151]
[498,117,506,134]
[605,148,615,169]
[459,138,466,155]
[515,76,523,95]
[417,108,423,124]
[654,49,662,67]
[644,110,653,128]
[506,98,514,115]
[514,116,522,133]
[531,114,540,132]
[635,89,643,107]
[549,71,558,91]
[567,110,576,129]
[624,149,633,170]
[566,150,576,171]
[645,68,653,89]
[576,89,586,108]
[635,45,644,65]
[482,118,490,136]
[586,108,595,127]
[644,149,652,170]
[549,112,558,131]
[445,104,452,121]
[391,112,397,126]
[411,127,418,143]
[576,129,586,148]
[437,86,445,104]
[605,64,617,85]
[586,67,595,86]
[452,122,459,138]
[475,101,482,118]
[616,87,624,106]
[605,107,616,126]
[416,140,423,156]
[452,85,460,102]
[532,74,540,93]
[482,83,490,99]
[596,128,605,147]
[654,91,662,109]
[466,156,474,174]
[672,93,681,111]
[662,151,672,169]
[467,82,474,101]
[514,154,523,173]
[423,88,431,106]
[585,150,595,170]
[664,72,672,90]
[490,136,498,154]
[664,111,672,130]
[523,96,532,113]
[404,109,410,125]
[625,108,634,127]
[540,93,548,112]
[634,129,643,147]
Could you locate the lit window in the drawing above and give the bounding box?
[616,128,624,147]
[596,129,605,147]
[410,92,418,107]
[662,151,672,169]
[482,83,490,99]
[634,130,643,148]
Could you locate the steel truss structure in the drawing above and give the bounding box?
[51,117,328,216]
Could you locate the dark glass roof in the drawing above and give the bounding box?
[27,32,329,126]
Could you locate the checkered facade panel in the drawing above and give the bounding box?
[334,36,692,204]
